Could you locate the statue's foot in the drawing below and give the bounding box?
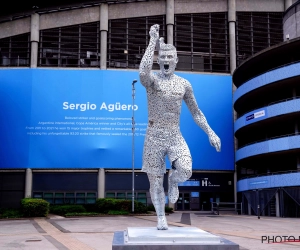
[168,172,179,203]
[157,215,168,230]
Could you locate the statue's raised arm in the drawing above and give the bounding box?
[139,24,159,87]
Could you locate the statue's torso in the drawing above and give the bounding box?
[146,74,187,128]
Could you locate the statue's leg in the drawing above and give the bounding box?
[148,173,168,230]
[168,156,192,203]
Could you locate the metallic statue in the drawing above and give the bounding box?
[139,24,221,230]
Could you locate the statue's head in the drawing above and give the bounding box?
[157,38,178,77]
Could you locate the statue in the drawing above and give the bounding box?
[139,24,221,230]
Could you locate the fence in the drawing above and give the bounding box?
[211,202,242,215]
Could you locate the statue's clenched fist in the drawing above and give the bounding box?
[208,131,221,152]
[149,24,159,41]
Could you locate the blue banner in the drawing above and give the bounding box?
[0,69,234,170]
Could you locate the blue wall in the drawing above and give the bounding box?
[233,62,300,104]
[235,99,300,133]
[0,69,234,170]
[236,135,300,162]
[237,172,300,192]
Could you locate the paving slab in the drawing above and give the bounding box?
[0,212,300,250]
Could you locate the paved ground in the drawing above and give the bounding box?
[0,211,300,249]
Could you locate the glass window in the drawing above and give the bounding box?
[116,193,126,199]
[127,193,136,200]
[33,192,43,198]
[65,198,75,204]
[0,33,30,67]
[106,192,115,198]
[76,192,85,197]
[108,15,166,70]
[32,191,99,204]
[137,198,147,205]
[236,12,283,66]
[44,193,53,198]
[39,22,100,67]
[76,193,86,204]
[76,198,85,204]
[44,198,53,204]
[87,192,96,197]
[86,198,96,204]
[54,198,64,204]
[174,13,229,73]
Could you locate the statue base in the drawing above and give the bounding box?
[112,227,239,250]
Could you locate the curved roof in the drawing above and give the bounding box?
[0,0,158,22]
[232,36,300,88]
[283,0,300,24]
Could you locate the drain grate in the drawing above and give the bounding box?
[26,239,42,242]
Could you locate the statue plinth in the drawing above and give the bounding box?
[112,227,239,250]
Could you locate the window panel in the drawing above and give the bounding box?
[236,12,283,66]
[108,15,165,69]
[39,22,100,67]
[0,33,30,67]
[32,191,96,204]
[106,192,115,198]
[116,193,126,199]
[174,13,229,73]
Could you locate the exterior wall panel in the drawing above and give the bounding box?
[174,0,227,14]
[108,2,165,20]
[0,17,30,39]
[0,172,25,208]
[233,62,300,104]
[235,99,300,133]
[33,173,97,191]
[40,7,100,30]
[236,0,284,12]
[237,172,300,192]
[236,135,300,162]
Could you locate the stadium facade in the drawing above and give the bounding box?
[234,0,300,218]
[0,0,299,216]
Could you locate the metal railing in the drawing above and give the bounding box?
[211,202,242,215]
[239,169,299,180]
[238,131,300,150]
[237,95,300,119]
[235,58,300,90]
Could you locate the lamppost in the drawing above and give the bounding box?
[131,79,137,213]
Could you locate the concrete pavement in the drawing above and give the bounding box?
[0,212,300,249]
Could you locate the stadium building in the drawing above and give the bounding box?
[0,0,298,216]
[234,0,300,217]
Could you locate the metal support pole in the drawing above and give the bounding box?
[166,0,174,45]
[228,0,236,75]
[275,191,280,217]
[30,13,40,68]
[100,4,108,69]
[240,202,243,215]
[131,79,137,213]
[25,168,32,198]
[257,189,260,219]
[98,168,105,198]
